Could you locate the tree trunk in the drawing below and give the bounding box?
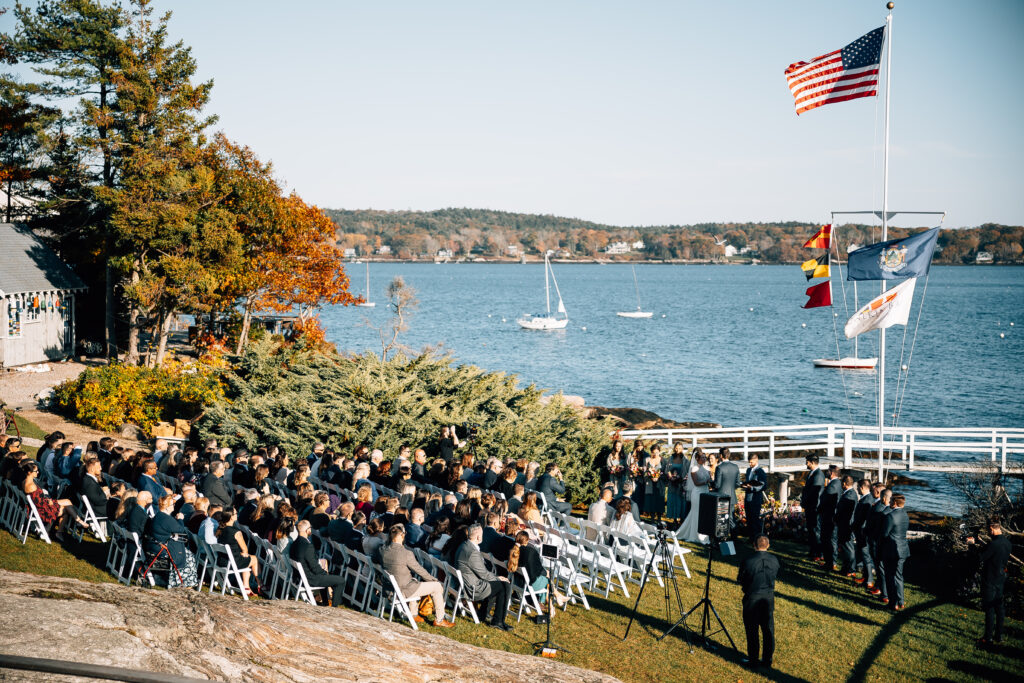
[154,309,173,367]
[124,266,142,366]
[235,303,253,355]
[105,259,117,360]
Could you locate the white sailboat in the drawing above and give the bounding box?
[617,266,652,318]
[517,252,568,330]
[354,261,375,307]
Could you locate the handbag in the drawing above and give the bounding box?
[418,594,434,619]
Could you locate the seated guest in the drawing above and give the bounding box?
[1,447,28,481]
[216,507,260,596]
[490,518,519,563]
[380,524,454,627]
[199,505,223,545]
[587,487,615,537]
[483,458,504,490]
[272,504,299,551]
[411,448,429,484]
[537,463,572,514]
[327,502,355,543]
[202,461,233,508]
[507,484,525,515]
[405,507,428,548]
[250,464,271,496]
[614,481,641,523]
[123,490,153,538]
[362,517,387,560]
[78,458,109,519]
[456,524,512,630]
[452,499,475,528]
[113,489,138,525]
[143,494,198,587]
[289,520,344,606]
[508,530,567,608]
[175,484,198,519]
[518,492,544,526]
[352,462,377,502]
[20,461,85,541]
[354,485,374,517]
[186,497,211,534]
[524,462,541,491]
[426,494,457,527]
[111,448,134,481]
[345,511,367,552]
[610,497,642,537]
[309,492,331,531]
[496,467,518,500]
[106,481,126,521]
[248,494,279,539]
[426,518,452,558]
[137,459,170,500]
[238,489,261,527]
[480,511,502,554]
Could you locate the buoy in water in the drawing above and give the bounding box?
[487,314,492,318]
[1000,332,1005,338]
[901,364,908,371]
[749,307,754,312]
[801,323,807,328]
[661,314,666,318]
[581,326,587,331]
[501,318,506,322]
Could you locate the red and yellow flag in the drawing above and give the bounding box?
[803,224,832,249]
[800,253,830,280]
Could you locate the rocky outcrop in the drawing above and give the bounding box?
[584,405,721,431]
[0,570,621,683]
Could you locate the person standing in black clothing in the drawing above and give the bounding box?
[835,475,859,577]
[968,518,1012,646]
[738,534,780,670]
[802,455,826,559]
[818,466,842,571]
[866,488,892,599]
[437,426,462,465]
[853,481,880,589]
[880,493,910,610]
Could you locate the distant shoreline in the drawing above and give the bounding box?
[345,259,1023,267]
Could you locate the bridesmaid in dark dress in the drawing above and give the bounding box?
[628,440,648,510]
[604,440,629,495]
[643,444,667,523]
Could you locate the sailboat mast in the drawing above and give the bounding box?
[632,266,641,309]
[545,254,551,314]
[365,261,370,300]
[854,281,859,358]
[877,2,894,477]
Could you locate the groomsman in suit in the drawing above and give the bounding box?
[880,493,910,610]
[853,480,879,588]
[801,455,826,560]
[712,448,740,532]
[866,488,892,599]
[818,466,842,571]
[741,455,767,538]
[835,475,860,577]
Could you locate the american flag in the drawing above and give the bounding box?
[785,26,885,116]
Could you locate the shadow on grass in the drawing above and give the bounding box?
[775,589,876,626]
[937,659,1023,683]
[846,597,944,683]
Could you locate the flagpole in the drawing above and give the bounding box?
[878,2,894,481]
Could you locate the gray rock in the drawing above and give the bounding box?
[118,423,142,440]
[0,570,621,683]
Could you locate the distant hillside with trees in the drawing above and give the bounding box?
[326,208,1024,265]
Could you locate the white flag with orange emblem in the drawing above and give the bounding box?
[844,278,917,339]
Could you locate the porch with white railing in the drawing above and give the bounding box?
[615,424,1024,478]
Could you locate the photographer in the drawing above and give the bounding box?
[437,425,463,464]
[537,463,572,514]
[968,518,1012,646]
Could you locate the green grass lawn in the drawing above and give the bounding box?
[0,529,1018,683]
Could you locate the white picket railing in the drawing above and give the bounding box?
[615,424,1024,477]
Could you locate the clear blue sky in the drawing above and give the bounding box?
[6,1,1023,228]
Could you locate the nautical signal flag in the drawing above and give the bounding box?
[801,253,830,281]
[844,277,916,338]
[847,227,940,281]
[802,281,832,309]
[803,225,832,249]
[785,26,885,116]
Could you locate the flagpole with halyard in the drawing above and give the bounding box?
[878,2,895,477]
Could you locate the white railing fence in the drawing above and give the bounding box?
[615,424,1024,477]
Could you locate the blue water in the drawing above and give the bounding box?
[321,264,1024,513]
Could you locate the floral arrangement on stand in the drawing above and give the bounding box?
[761,495,806,539]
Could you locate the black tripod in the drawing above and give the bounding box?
[674,539,737,651]
[622,528,690,649]
[533,553,571,656]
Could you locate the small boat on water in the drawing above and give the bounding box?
[354,261,375,307]
[813,357,878,370]
[617,265,652,318]
[517,252,568,330]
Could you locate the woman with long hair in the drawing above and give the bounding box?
[216,507,261,596]
[518,492,543,525]
[605,439,628,495]
[20,461,84,541]
[354,485,374,517]
[643,444,667,524]
[507,530,567,608]
[666,443,687,526]
[272,504,299,549]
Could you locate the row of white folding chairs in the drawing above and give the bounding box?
[526,520,631,599]
[0,478,51,544]
[548,509,666,587]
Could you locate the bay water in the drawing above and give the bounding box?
[320,263,1024,514]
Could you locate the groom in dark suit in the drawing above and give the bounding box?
[742,455,768,538]
[712,448,740,532]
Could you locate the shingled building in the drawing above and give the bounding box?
[0,223,87,368]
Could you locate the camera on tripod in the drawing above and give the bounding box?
[460,422,480,440]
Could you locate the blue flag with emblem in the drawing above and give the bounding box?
[846,227,940,281]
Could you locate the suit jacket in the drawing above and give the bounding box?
[480,527,501,554]
[125,502,149,538]
[456,540,499,600]
[801,467,826,511]
[405,523,427,548]
[835,488,859,532]
[537,473,565,504]
[712,461,740,510]
[743,466,767,505]
[138,474,165,501]
[79,474,108,516]
[853,494,877,542]
[411,462,428,484]
[380,541,435,595]
[737,550,780,601]
[483,470,500,490]
[587,499,612,527]
[880,508,910,560]
[289,534,326,577]
[819,478,842,518]
[201,474,233,508]
[865,501,890,542]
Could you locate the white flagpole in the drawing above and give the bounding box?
[878,2,895,480]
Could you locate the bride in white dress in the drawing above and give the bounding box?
[675,450,711,544]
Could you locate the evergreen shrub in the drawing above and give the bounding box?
[52,360,224,435]
[198,339,611,503]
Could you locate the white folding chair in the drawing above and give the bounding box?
[289,559,330,606]
[343,549,378,613]
[578,536,631,598]
[382,571,422,630]
[638,521,693,579]
[106,524,143,585]
[206,543,250,600]
[16,489,52,545]
[71,495,108,543]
